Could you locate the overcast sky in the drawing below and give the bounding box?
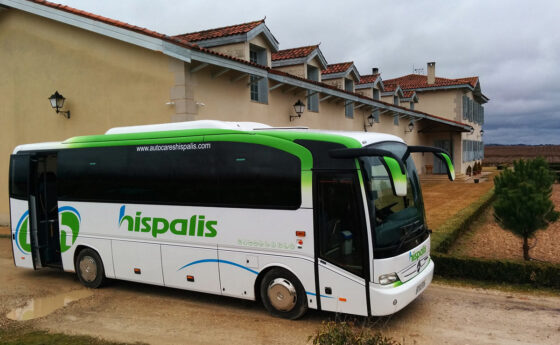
[55,0,560,145]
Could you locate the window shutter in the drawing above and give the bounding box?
[468,99,473,122]
[474,101,478,124]
[463,96,468,120]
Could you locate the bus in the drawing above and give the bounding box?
[9,120,455,319]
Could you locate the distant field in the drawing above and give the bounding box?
[483,145,560,165]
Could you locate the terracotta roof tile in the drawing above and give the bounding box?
[322,62,353,75]
[174,19,264,42]
[402,90,415,98]
[357,73,380,84]
[383,74,478,90]
[383,84,398,92]
[271,45,318,61]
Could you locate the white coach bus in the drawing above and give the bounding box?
[9,120,455,319]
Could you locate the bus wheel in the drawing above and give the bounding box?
[75,248,106,288]
[260,268,308,319]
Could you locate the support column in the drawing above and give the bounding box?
[168,58,197,122]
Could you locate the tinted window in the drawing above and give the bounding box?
[58,141,301,209]
[10,155,29,199]
[316,173,366,277]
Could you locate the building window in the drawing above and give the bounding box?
[345,79,354,118]
[249,45,268,103]
[393,95,399,105]
[393,115,399,126]
[462,140,484,162]
[307,66,319,112]
[462,95,485,125]
[372,89,380,100]
[410,102,415,110]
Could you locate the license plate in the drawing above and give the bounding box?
[415,280,426,295]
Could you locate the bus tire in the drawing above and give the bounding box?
[260,268,308,319]
[75,248,106,288]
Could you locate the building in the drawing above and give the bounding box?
[0,0,485,224]
[383,62,488,175]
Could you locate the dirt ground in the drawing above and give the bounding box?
[451,184,560,264]
[1,238,559,345]
[421,172,495,230]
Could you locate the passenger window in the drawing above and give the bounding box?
[10,155,29,199]
[316,173,365,277]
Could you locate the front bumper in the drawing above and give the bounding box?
[370,259,434,316]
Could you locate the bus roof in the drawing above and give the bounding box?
[13,120,404,154]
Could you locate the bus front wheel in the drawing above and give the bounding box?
[75,248,106,288]
[260,268,308,319]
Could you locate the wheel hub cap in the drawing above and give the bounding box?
[79,256,97,282]
[267,278,297,312]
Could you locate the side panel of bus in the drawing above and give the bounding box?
[55,137,319,307]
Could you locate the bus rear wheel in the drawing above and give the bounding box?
[260,268,307,319]
[75,248,106,288]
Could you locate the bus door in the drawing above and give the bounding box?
[10,153,35,269]
[314,172,370,316]
[29,153,62,269]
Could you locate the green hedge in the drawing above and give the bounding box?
[431,187,496,253]
[432,253,560,288]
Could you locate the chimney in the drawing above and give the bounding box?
[372,67,379,75]
[427,62,435,84]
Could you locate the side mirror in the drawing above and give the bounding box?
[404,146,455,181]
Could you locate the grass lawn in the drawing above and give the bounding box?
[421,172,495,231]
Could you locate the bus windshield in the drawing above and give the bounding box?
[360,142,427,258]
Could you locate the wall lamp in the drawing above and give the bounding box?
[480,129,484,137]
[363,113,375,131]
[405,120,415,133]
[48,91,70,119]
[367,114,375,127]
[290,99,305,121]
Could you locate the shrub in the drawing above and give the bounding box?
[432,253,560,288]
[309,321,400,345]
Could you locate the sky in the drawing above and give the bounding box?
[54,0,560,145]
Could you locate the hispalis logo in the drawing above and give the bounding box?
[118,205,217,238]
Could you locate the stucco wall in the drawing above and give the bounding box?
[0,9,176,223]
[210,42,247,60]
[274,65,306,78]
[414,89,461,121]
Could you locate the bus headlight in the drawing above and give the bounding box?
[379,273,398,285]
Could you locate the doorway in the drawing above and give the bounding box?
[30,153,61,268]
